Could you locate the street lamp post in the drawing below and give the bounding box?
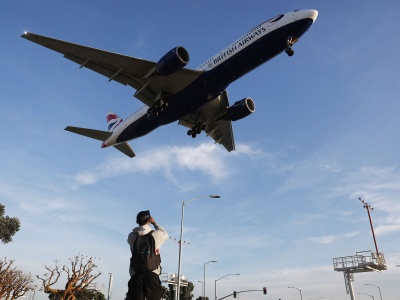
[177,195,220,300]
[358,292,374,300]
[204,260,217,300]
[107,273,113,300]
[215,273,240,300]
[288,286,302,300]
[365,284,382,300]
[198,281,204,300]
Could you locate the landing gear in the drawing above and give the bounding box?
[147,98,168,116]
[187,123,206,138]
[285,36,296,57]
[187,130,196,138]
[285,47,294,56]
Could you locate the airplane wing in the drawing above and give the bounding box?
[178,90,235,152]
[21,32,204,107]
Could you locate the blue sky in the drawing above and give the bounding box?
[1,1,400,299]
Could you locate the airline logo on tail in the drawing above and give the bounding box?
[107,111,122,132]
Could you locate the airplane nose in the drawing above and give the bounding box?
[293,9,318,23]
[308,9,318,22]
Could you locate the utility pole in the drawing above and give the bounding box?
[107,273,113,300]
[358,198,379,254]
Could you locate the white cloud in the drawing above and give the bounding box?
[339,211,353,217]
[69,142,262,188]
[342,231,359,238]
[332,166,400,236]
[308,231,360,244]
[290,214,324,226]
[19,198,68,215]
[0,182,70,215]
[309,235,336,244]
[73,172,97,185]
[273,158,345,195]
[323,162,342,172]
[375,224,400,236]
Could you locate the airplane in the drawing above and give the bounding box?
[21,9,318,158]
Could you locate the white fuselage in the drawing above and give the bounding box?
[197,10,318,71]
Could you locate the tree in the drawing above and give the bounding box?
[37,255,101,300]
[162,286,172,300]
[75,289,106,300]
[0,257,36,299]
[164,282,194,300]
[49,289,106,300]
[0,203,21,244]
[179,282,194,300]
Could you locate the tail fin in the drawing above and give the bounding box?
[107,111,123,132]
[65,126,136,158]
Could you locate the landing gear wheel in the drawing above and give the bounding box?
[187,122,205,139]
[148,106,158,116]
[148,98,169,116]
[285,47,294,56]
[285,36,295,57]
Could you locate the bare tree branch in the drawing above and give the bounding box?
[37,255,102,300]
[0,257,35,300]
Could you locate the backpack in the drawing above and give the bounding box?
[130,231,161,273]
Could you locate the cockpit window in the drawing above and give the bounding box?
[269,15,284,23]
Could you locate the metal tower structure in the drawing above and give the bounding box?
[332,198,387,300]
[333,250,386,300]
[161,273,189,300]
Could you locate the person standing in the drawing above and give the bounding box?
[126,210,169,300]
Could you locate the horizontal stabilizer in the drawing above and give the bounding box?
[65,126,111,141]
[114,143,136,158]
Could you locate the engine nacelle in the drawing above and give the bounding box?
[156,47,189,76]
[226,98,256,121]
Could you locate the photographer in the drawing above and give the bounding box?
[126,210,169,300]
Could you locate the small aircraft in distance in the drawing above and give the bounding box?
[22,9,318,158]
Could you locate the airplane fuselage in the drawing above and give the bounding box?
[109,9,317,146]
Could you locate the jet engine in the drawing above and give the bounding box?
[225,98,256,121]
[156,47,189,76]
